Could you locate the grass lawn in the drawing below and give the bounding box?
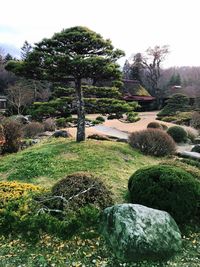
[0,138,200,266]
[0,137,159,202]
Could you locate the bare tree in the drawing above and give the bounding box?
[142,45,169,97]
[6,80,34,114]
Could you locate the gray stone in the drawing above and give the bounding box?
[178,151,200,160]
[100,204,182,262]
[52,130,72,138]
[191,145,200,153]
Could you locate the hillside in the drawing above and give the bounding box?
[0,138,159,202]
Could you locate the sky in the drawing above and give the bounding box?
[1,0,200,68]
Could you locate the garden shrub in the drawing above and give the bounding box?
[186,128,198,143]
[128,165,200,224]
[191,112,200,130]
[0,124,5,146]
[147,121,162,129]
[23,122,44,138]
[160,123,168,131]
[92,120,101,125]
[158,94,191,117]
[55,117,74,128]
[51,172,113,210]
[161,159,200,181]
[1,119,22,153]
[0,182,99,241]
[95,116,105,123]
[126,112,140,123]
[0,181,41,208]
[128,129,176,156]
[167,126,188,143]
[43,118,56,131]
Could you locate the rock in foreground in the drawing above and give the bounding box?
[100,204,182,262]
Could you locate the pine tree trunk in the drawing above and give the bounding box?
[75,78,85,142]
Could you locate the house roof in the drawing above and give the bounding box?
[123,94,155,101]
[164,85,200,98]
[122,79,151,97]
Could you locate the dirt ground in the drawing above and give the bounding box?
[68,111,188,138]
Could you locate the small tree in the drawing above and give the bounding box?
[158,93,191,117]
[6,26,124,141]
[6,80,34,114]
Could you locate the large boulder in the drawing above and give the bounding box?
[100,204,182,262]
[52,130,72,138]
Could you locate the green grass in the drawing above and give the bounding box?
[0,138,158,201]
[1,138,200,266]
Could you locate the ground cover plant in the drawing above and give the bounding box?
[1,138,200,266]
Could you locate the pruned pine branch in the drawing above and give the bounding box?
[36,184,96,215]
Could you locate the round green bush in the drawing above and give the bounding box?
[128,165,200,224]
[128,129,176,156]
[147,122,162,129]
[167,126,187,143]
[51,172,113,210]
[95,116,105,123]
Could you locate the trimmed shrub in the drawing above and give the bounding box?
[158,94,191,117]
[43,118,56,131]
[1,119,22,153]
[161,159,200,181]
[128,165,200,224]
[23,122,44,138]
[128,129,176,156]
[191,112,200,129]
[147,121,162,129]
[186,128,199,143]
[95,116,105,123]
[167,126,188,143]
[92,120,101,125]
[51,172,113,210]
[160,123,168,131]
[126,112,140,123]
[55,117,74,128]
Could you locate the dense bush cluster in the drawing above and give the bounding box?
[191,112,200,129]
[126,112,140,123]
[167,126,188,143]
[1,119,22,153]
[51,172,113,210]
[159,112,192,126]
[128,165,200,224]
[128,129,176,156]
[158,94,191,118]
[0,176,108,241]
[23,122,44,138]
[43,118,56,131]
[147,121,163,129]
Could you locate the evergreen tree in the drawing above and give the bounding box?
[6,26,124,141]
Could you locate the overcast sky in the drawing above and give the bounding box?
[1,0,200,68]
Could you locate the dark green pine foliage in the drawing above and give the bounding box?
[6,26,124,141]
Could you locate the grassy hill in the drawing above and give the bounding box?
[0,138,159,202]
[1,138,200,266]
